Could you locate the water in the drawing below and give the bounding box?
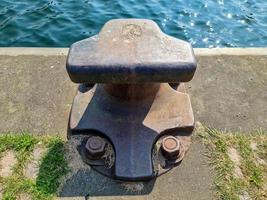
[0,0,267,47]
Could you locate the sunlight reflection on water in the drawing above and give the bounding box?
[0,0,266,47]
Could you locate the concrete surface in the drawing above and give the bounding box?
[0,55,75,134]
[189,54,267,131]
[0,48,266,134]
[0,48,266,199]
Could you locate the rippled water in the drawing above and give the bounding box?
[0,0,267,47]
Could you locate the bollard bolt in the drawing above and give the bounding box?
[85,136,106,159]
[161,136,180,159]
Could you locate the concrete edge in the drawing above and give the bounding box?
[194,48,267,56]
[0,47,267,56]
[0,48,69,56]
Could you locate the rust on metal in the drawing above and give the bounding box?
[66,19,197,181]
[66,19,196,84]
[161,136,180,159]
[85,136,106,159]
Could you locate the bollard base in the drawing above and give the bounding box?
[67,83,194,181]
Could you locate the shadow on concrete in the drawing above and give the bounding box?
[57,139,215,200]
[58,169,156,198]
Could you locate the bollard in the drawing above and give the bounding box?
[66,19,197,181]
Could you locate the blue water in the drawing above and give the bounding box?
[0,0,267,47]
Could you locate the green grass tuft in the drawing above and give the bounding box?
[2,177,34,200]
[198,125,267,200]
[36,138,69,196]
[0,133,37,153]
[0,133,69,200]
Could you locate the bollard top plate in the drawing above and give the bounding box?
[67,19,197,83]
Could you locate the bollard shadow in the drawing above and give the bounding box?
[58,168,156,198]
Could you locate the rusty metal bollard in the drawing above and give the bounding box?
[66,19,197,181]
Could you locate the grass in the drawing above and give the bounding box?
[198,124,267,200]
[0,133,69,200]
[36,138,69,196]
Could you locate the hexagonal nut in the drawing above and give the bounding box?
[161,136,180,159]
[85,136,106,159]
